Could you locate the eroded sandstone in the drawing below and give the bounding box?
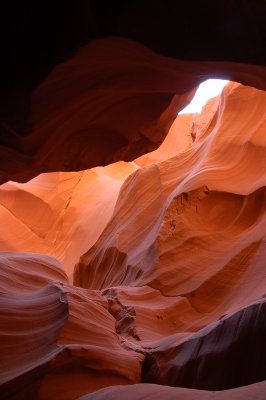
[0,66,265,399]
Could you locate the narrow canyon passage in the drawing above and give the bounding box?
[1,1,266,394]
[0,70,265,400]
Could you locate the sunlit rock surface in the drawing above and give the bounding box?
[73,83,266,397]
[0,162,136,280]
[0,78,266,399]
[1,38,266,184]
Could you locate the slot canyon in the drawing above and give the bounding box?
[0,2,266,399]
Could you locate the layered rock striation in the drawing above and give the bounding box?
[0,79,265,399]
[1,38,266,184]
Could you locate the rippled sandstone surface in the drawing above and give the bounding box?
[0,70,266,398]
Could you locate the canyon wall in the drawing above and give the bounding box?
[1,38,266,184]
[0,80,265,399]
[1,4,266,397]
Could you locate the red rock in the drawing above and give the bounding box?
[77,381,266,400]
[0,43,266,399]
[0,253,143,399]
[0,162,136,280]
[0,38,265,184]
[78,382,266,400]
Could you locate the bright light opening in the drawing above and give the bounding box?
[179,79,229,114]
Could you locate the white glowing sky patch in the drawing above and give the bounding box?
[179,79,229,114]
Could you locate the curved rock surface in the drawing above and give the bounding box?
[142,300,266,389]
[0,253,143,399]
[1,38,266,184]
[0,162,136,280]
[78,381,266,400]
[75,83,266,294]
[73,82,266,393]
[0,80,265,398]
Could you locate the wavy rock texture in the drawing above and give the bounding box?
[75,83,266,293]
[0,253,143,399]
[73,82,266,395]
[1,38,266,184]
[78,381,266,400]
[0,81,266,400]
[0,162,136,280]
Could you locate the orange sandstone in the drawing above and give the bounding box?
[0,78,266,399]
